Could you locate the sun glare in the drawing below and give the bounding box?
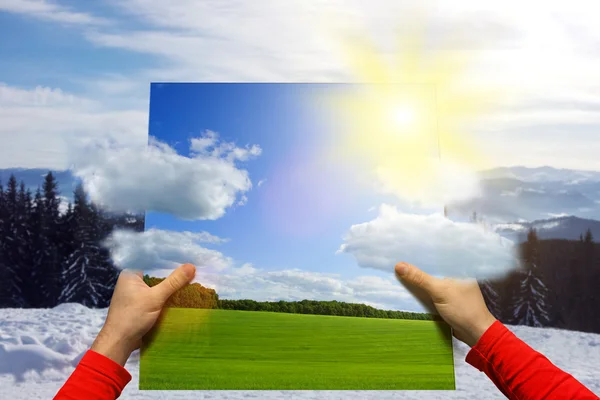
[320,29,501,206]
[389,105,416,131]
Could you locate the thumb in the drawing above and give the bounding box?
[394,262,437,294]
[154,264,196,302]
[394,262,439,315]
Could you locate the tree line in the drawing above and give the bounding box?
[0,172,143,308]
[480,228,600,334]
[144,275,438,321]
[218,299,439,320]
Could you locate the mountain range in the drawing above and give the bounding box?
[3,166,600,243]
[494,216,600,243]
[449,166,600,223]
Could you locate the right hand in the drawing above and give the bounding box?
[91,263,197,366]
[395,262,497,347]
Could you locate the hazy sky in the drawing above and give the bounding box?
[2,0,600,170]
[2,0,600,311]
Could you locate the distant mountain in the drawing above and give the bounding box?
[0,168,77,201]
[479,166,600,183]
[448,166,600,222]
[494,216,600,242]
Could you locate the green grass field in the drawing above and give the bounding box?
[140,308,455,390]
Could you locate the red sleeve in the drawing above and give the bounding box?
[466,320,598,399]
[53,350,132,400]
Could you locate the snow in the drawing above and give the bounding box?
[537,221,562,230]
[494,223,527,232]
[0,306,599,399]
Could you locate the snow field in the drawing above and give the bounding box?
[0,304,598,399]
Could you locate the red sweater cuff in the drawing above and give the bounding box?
[465,320,509,370]
[80,350,132,389]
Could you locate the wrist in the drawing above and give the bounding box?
[464,314,497,347]
[91,327,137,367]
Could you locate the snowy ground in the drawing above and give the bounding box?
[1,304,599,399]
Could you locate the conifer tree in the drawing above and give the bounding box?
[60,185,119,306]
[40,172,62,306]
[25,188,47,307]
[514,229,551,327]
[2,176,25,306]
[479,279,502,319]
[0,180,12,307]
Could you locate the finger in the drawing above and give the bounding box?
[394,262,438,294]
[394,262,439,315]
[396,275,438,315]
[126,269,144,279]
[154,264,196,302]
[120,269,143,280]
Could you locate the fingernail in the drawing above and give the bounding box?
[395,263,408,276]
[182,264,196,279]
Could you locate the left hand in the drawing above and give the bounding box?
[91,263,196,366]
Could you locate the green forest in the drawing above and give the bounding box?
[144,275,438,321]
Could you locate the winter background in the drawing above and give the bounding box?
[2,0,600,399]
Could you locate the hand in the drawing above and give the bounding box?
[395,262,497,347]
[91,263,197,366]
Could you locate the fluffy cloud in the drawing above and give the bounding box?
[104,228,232,271]
[104,227,418,310]
[375,160,482,207]
[190,130,262,161]
[7,2,600,171]
[198,266,416,311]
[338,204,518,279]
[0,83,147,170]
[69,131,260,220]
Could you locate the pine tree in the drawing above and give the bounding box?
[584,228,594,244]
[0,180,11,307]
[60,185,119,307]
[0,171,143,308]
[581,229,595,332]
[13,182,33,307]
[40,172,62,306]
[514,229,551,327]
[2,176,25,306]
[471,211,478,223]
[25,188,47,307]
[479,280,501,319]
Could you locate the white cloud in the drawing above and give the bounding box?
[190,130,262,162]
[0,83,147,170]
[104,228,232,271]
[0,83,93,107]
[6,1,600,171]
[106,227,418,310]
[374,160,482,207]
[78,0,600,171]
[0,0,108,25]
[108,231,416,310]
[69,131,261,220]
[202,266,417,311]
[338,204,518,279]
[101,230,380,308]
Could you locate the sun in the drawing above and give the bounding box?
[320,31,500,206]
[389,105,416,130]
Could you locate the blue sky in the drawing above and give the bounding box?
[145,83,394,280]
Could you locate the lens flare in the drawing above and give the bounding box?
[320,26,503,207]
